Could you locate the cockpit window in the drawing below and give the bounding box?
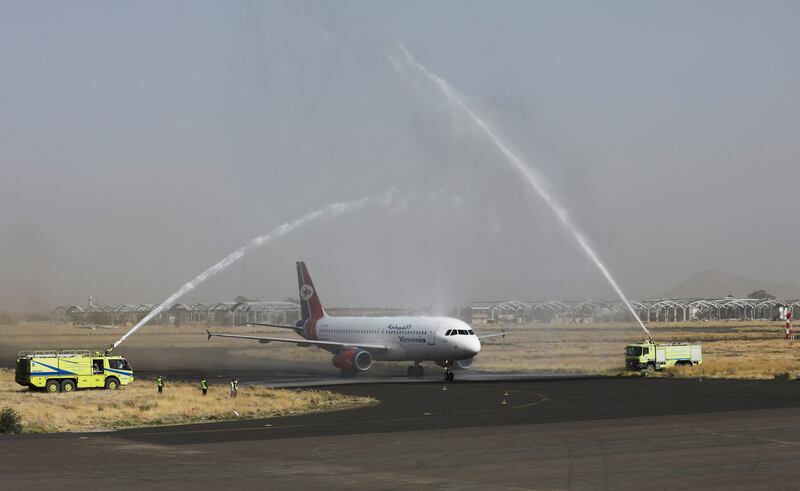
[468,330,475,335]
[445,329,452,336]
[458,329,468,335]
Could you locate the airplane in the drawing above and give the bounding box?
[208,261,505,381]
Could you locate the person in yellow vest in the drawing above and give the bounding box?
[156,376,164,395]
[200,378,208,396]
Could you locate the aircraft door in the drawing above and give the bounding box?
[427,324,437,346]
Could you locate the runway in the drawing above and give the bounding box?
[4,377,800,489]
[135,368,590,388]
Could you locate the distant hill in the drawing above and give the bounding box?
[666,270,800,300]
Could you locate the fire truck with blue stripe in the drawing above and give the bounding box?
[15,350,134,393]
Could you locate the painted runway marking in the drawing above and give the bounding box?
[669,420,800,447]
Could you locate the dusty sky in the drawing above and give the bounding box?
[1,1,798,311]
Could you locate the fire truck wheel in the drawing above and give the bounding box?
[45,379,61,393]
[105,377,120,390]
[61,379,75,393]
[646,364,655,373]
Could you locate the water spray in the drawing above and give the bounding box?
[109,189,396,352]
[393,45,655,344]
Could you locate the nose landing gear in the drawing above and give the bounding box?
[440,360,455,382]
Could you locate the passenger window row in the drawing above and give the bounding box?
[319,329,427,336]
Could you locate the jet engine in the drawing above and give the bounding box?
[333,349,373,372]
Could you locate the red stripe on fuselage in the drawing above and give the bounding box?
[304,318,319,341]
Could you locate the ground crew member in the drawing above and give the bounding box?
[230,378,238,398]
[157,376,164,395]
[200,378,208,396]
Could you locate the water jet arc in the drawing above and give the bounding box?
[395,45,654,343]
[110,191,393,351]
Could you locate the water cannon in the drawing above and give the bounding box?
[638,321,656,344]
[105,345,114,355]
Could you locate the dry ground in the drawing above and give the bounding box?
[0,368,373,433]
[2,320,798,383]
[475,320,800,378]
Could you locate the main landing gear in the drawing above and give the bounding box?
[406,363,424,378]
[443,371,454,382]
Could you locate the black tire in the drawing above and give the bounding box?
[61,379,76,393]
[415,365,424,377]
[646,364,656,373]
[407,366,415,378]
[105,377,120,390]
[45,379,61,393]
[447,372,455,382]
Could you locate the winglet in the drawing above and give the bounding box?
[207,330,213,341]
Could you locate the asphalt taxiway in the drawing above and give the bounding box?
[135,368,589,388]
[3,377,800,489]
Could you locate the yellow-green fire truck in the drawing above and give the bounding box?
[625,342,702,372]
[15,350,134,393]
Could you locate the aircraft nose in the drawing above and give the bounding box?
[464,337,481,357]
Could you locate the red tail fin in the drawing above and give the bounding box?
[296,261,325,321]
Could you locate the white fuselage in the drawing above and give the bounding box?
[313,315,480,362]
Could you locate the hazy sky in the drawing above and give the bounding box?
[1,1,798,311]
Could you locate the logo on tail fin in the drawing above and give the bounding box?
[296,261,325,325]
[300,284,314,301]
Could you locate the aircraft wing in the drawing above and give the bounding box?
[479,330,507,340]
[207,330,388,354]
